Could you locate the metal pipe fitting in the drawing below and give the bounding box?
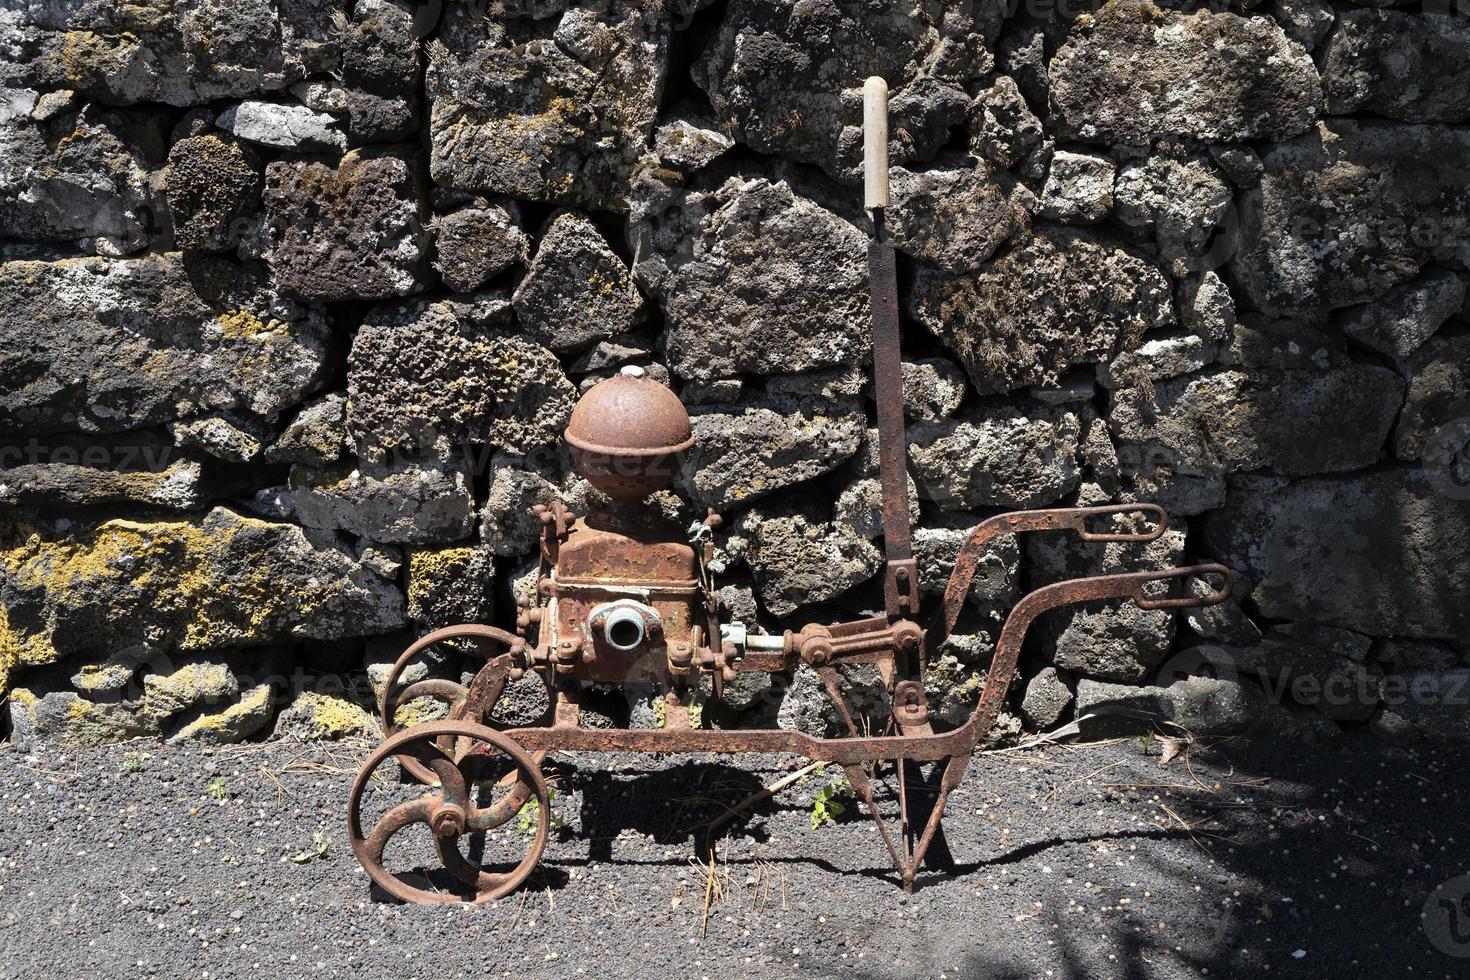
[603,604,646,651]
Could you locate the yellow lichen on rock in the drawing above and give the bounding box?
[215,308,289,341]
[277,691,379,741]
[0,509,402,694]
[170,684,274,744]
[407,546,476,609]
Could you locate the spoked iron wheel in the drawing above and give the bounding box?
[348,720,549,905]
[378,624,548,785]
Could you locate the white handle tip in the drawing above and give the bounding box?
[863,77,890,211]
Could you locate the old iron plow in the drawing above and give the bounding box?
[346,77,1232,903]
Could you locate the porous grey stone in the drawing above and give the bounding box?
[6,0,342,107]
[355,542,403,581]
[1208,145,1264,189]
[1395,336,1470,467]
[1336,270,1464,363]
[8,691,161,748]
[264,394,348,468]
[287,0,420,145]
[432,204,528,293]
[694,0,997,182]
[1228,631,1382,723]
[909,405,1082,510]
[633,176,870,382]
[901,358,968,423]
[272,692,381,741]
[512,212,645,352]
[427,4,667,211]
[141,659,240,722]
[163,135,261,253]
[1271,621,1372,662]
[1113,154,1232,256]
[740,502,883,617]
[777,664,890,738]
[1178,271,1237,343]
[346,293,576,460]
[681,393,866,511]
[1375,639,1460,675]
[1028,526,1185,683]
[969,75,1043,170]
[834,473,920,543]
[1031,373,1098,407]
[885,160,1033,274]
[1075,675,1261,737]
[1108,359,1403,479]
[1,104,165,253]
[1049,0,1322,144]
[0,88,36,121]
[406,545,497,629]
[262,150,427,302]
[292,80,417,146]
[1385,670,1470,740]
[1038,151,1115,224]
[0,455,207,511]
[910,226,1173,395]
[1202,470,1470,638]
[1321,10,1470,123]
[923,655,989,728]
[28,89,76,122]
[570,332,655,375]
[911,526,1019,630]
[479,455,583,558]
[653,113,735,173]
[1234,121,1470,316]
[1102,457,1229,523]
[1098,334,1216,389]
[1181,577,1263,647]
[1021,667,1074,730]
[290,456,476,546]
[0,254,330,436]
[0,507,404,670]
[888,75,978,165]
[171,415,267,464]
[1266,0,1337,51]
[996,19,1048,109]
[169,684,275,744]
[217,101,345,152]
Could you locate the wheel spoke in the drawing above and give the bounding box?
[362,798,433,865]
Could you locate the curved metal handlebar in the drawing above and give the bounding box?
[931,503,1171,650]
[968,562,1234,743]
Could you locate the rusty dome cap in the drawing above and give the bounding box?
[564,365,695,458]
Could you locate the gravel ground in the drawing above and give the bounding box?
[0,732,1465,979]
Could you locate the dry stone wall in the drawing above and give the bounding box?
[2,0,1469,746]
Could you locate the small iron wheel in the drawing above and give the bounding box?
[378,625,532,785]
[347,720,549,905]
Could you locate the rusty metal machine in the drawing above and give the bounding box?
[346,78,1232,904]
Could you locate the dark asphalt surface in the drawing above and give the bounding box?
[0,733,1465,979]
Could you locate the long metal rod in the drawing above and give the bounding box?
[864,75,921,623]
